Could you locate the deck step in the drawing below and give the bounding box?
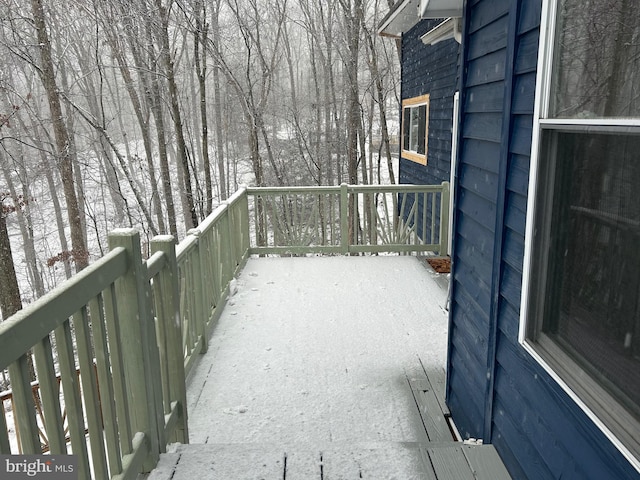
[144,441,511,479]
[407,366,454,442]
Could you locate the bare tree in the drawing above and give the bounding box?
[0,189,23,319]
[154,0,199,229]
[29,0,89,270]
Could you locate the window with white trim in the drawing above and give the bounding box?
[522,0,640,463]
[401,94,429,165]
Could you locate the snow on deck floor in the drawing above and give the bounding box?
[147,255,455,479]
[185,255,449,445]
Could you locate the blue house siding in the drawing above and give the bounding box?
[446,0,508,442]
[448,0,640,478]
[399,20,458,245]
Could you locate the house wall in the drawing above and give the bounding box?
[447,0,639,478]
[399,20,458,245]
[400,20,459,187]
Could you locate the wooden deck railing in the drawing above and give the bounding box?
[0,183,448,479]
[248,182,450,255]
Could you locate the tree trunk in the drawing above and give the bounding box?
[0,206,21,320]
[155,0,198,229]
[136,9,179,239]
[194,0,213,214]
[211,0,228,200]
[362,16,396,185]
[340,0,362,244]
[30,0,88,270]
[102,20,164,232]
[0,152,45,299]
[0,194,36,381]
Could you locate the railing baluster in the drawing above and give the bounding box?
[398,191,408,241]
[352,190,359,247]
[222,204,236,275]
[188,229,208,354]
[340,184,349,253]
[153,277,171,413]
[32,335,66,454]
[414,193,421,245]
[55,320,91,478]
[103,283,133,455]
[381,191,392,244]
[221,209,233,284]
[431,191,438,245]
[90,294,122,474]
[0,398,10,453]
[422,192,428,245]
[304,194,317,246]
[238,190,251,258]
[73,307,109,479]
[185,257,197,355]
[7,356,39,454]
[269,194,279,246]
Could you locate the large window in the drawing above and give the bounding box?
[401,94,429,164]
[522,0,640,463]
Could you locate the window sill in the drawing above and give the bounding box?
[401,151,427,165]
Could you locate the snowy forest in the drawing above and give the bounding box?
[0,0,401,319]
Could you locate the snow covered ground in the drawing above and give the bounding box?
[147,255,450,478]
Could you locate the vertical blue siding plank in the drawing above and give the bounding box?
[483,0,521,442]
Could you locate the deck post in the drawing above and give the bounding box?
[109,229,164,472]
[340,183,349,254]
[439,181,450,256]
[151,236,189,444]
[187,228,208,354]
[239,189,251,260]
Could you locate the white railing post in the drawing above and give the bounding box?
[109,229,164,472]
[187,228,209,354]
[439,181,451,256]
[340,183,349,254]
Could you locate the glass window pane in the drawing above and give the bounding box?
[540,130,640,417]
[403,107,411,150]
[417,105,427,155]
[550,0,640,118]
[410,107,420,151]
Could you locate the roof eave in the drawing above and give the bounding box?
[419,0,463,18]
[378,0,463,38]
[377,0,419,38]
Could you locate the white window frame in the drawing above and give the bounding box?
[401,94,430,165]
[519,0,640,471]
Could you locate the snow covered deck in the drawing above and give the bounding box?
[146,256,510,479]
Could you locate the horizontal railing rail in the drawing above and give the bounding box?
[0,182,447,479]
